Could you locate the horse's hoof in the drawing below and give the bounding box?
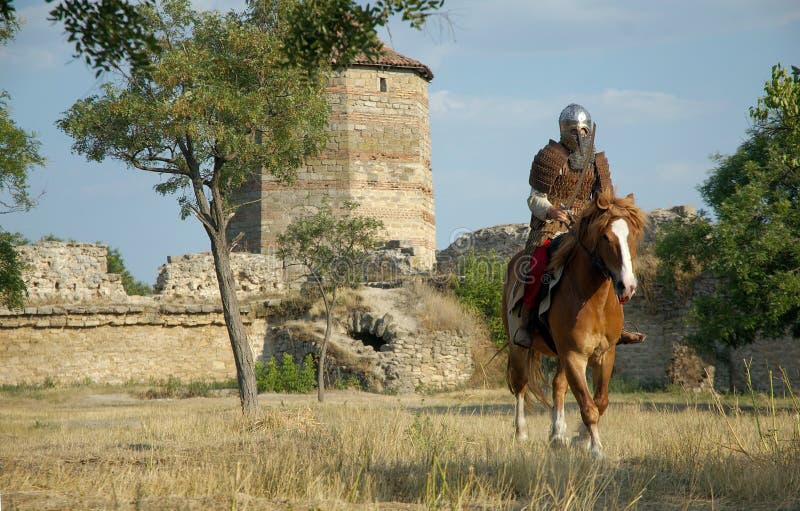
[549,434,569,448]
[515,432,529,441]
[571,434,591,451]
[590,446,605,460]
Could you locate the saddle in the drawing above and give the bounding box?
[509,235,565,350]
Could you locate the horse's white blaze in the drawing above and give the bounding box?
[611,218,636,299]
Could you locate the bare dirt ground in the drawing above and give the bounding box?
[1,385,798,510]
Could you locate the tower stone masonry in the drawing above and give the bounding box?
[228,46,436,270]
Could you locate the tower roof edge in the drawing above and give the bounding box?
[349,44,434,81]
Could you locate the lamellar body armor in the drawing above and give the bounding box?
[527,140,612,247]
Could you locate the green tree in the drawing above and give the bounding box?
[57,0,330,414]
[105,246,152,295]
[656,64,800,351]
[277,201,383,402]
[0,20,44,309]
[1,0,158,74]
[267,0,445,73]
[1,0,445,75]
[452,250,506,345]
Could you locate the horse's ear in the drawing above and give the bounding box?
[626,193,635,201]
[596,193,611,210]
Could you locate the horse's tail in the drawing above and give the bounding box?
[524,349,551,409]
[503,250,552,410]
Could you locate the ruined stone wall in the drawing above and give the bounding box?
[262,294,475,393]
[0,304,267,385]
[154,252,300,301]
[228,67,435,270]
[16,242,127,304]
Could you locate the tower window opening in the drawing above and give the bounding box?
[379,77,387,92]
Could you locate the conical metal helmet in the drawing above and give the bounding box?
[558,104,594,169]
[558,103,592,149]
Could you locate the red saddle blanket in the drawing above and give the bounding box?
[523,238,552,310]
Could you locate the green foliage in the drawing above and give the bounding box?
[105,246,152,295]
[1,92,43,215]
[0,0,158,74]
[255,353,317,393]
[140,376,236,399]
[277,201,384,292]
[656,64,800,350]
[0,22,42,309]
[0,231,26,308]
[451,250,505,345]
[263,0,444,75]
[57,0,330,228]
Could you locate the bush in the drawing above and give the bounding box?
[255,353,317,393]
[106,246,152,295]
[452,250,506,345]
[138,377,236,399]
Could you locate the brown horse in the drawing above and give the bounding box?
[503,190,647,457]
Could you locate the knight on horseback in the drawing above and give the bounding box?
[513,103,646,348]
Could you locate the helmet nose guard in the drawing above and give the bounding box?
[558,103,592,152]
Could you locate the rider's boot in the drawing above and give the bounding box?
[618,327,646,345]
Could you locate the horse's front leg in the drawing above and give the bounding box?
[563,352,604,458]
[549,361,569,447]
[591,345,616,418]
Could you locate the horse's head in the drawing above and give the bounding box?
[579,191,648,302]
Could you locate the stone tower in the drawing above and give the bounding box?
[227,46,435,269]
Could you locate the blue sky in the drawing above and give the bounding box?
[1,0,798,283]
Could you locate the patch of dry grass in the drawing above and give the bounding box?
[307,287,364,321]
[406,280,480,337]
[404,281,507,387]
[2,384,798,510]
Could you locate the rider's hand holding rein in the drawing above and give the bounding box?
[546,206,571,225]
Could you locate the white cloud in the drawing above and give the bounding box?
[190,0,248,13]
[406,0,800,57]
[591,89,714,124]
[430,88,712,127]
[652,161,712,185]
[0,4,70,70]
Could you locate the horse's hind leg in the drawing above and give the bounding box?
[563,352,604,458]
[549,361,569,447]
[514,392,528,441]
[507,344,529,440]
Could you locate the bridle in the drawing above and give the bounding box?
[565,215,628,303]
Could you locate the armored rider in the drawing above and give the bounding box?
[523,103,645,346]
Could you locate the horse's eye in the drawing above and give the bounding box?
[602,234,610,241]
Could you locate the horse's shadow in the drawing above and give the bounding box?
[405,399,794,417]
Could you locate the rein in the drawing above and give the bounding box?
[569,229,612,280]
[565,221,627,304]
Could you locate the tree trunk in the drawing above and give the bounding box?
[316,285,335,403]
[318,307,333,402]
[209,235,259,414]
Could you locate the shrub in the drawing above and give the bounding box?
[255,353,317,393]
[452,250,506,345]
[106,246,152,295]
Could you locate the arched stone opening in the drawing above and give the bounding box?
[352,330,388,351]
[350,311,396,352]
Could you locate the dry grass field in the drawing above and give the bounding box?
[1,384,799,510]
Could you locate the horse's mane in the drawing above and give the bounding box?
[548,190,648,271]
